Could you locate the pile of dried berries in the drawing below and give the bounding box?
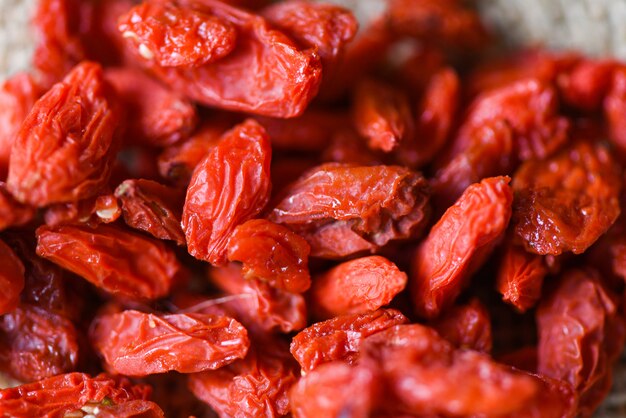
[1,0,626,417]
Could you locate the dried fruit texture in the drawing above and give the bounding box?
[0,73,44,179]
[90,310,249,376]
[268,163,430,258]
[395,67,459,168]
[290,309,408,373]
[208,264,307,333]
[43,193,121,227]
[352,79,414,152]
[411,176,513,319]
[557,59,617,111]
[0,304,79,383]
[4,232,86,321]
[433,80,568,202]
[496,373,578,418]
[262,1,358,70]
[0,372,151,417]
[0,183,35,231]
[227,219,311,293]
[457,79,568,160]
[537,269,624,417]
[605,66,626,158]
[188,337,298,418]
[183,119,272,266]
[119,2,237,68]
[33,0,85,86]
[256,109,346,152]
[386,0,490,50]
[7,62,120,207]
[115,179,186,245]
[0,239,25,315]
[309,256,407,319]
[513,140,621,255]
[430,120,514,212]
[361,324,538,417]
[497,244,547,312]
[36,224,181,300]
[430,299,492,353]
[105,67,197,147]
[146,0,322,118]
[90,400,166,418]
[289,361,378,418]
[465,49,580,98]
[157,118,233,185]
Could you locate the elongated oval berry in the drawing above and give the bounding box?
[118,2,237,68]
[183,119,272,266]
[310,255,407,319]
[36,224,181,300]
[90,310,249,376]
[411,176,513,319]
[7,61,120,206]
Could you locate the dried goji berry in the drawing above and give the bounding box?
[513,140,621,255]
[537,268,624,417]
[90,310,249,376]
[432,79,568,206]
[0,238,25,315]
[465,49,579,97]
[309,256,407,319]
[7,61,120,207]
[556,58,617,111]
[262,1,358,72]
[208,263,307,333]
[119,1,237,68]
[36,224,182,300]
[289,361,379,418]
[183,119,271,266]
[0,372,151,417]
[361,324,538,417]
[227,219,311,293]
[496,243,547,312]
[395,67,459,168]
[290,309,408,373]
[0,304,79,382]
[115,179,186,245]
[352,78,414,152]
[4,232,87,321]
[33,0,86,87]
[0,73,43,179]
[105,67,197,147]
[411,176,512,318]
[499,373,578,418]
[188,336,298,418]
[145,0,322,118]
[430,298,492,353]
[269,163,430,258]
